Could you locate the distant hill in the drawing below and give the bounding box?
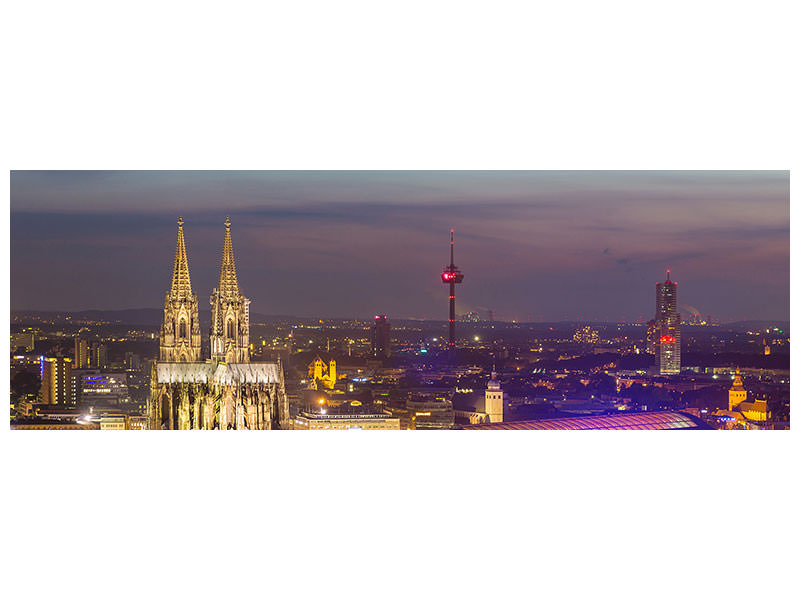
[725,320,789,333]
[12,308,307,327]
[12,309,788,331]
[74,308,163,326]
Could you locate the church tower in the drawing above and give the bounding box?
[485,369,504,423]
[159,217,202,362]
[210,217,250,363]
[728,368,747,411]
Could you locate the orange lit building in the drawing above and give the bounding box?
[713,369,770,429]
[40,357,72,405]
[308,354,338,390]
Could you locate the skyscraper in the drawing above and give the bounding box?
[90,342,108,369]
[41,357,72,405]
[654,270,680,375]
[371,315,391,359]
[74,337,89,369]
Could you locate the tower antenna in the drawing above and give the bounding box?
[441,229,464,350]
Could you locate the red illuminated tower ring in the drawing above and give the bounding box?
[441,229,464,349]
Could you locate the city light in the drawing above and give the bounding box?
[8,173,789,436]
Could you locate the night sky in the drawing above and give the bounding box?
[10,171,789,322]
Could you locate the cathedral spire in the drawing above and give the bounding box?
[170,216,193,299]
[218,216,240,299]
[210,216,250,363]
[160,216,202,363]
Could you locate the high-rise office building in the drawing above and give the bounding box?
[124,352,141,370]
[371,315,391,359]
[91,342,108,369]
[654,270,680,375]
[41,357,72,405]
[70,370,86,406]
[74,337,90,369]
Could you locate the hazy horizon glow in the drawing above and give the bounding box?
[10,171,789,322]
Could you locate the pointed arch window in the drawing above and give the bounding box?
[227,319,235,339]
[179,319,187,339]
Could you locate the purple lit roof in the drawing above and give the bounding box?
[462,411,710,430]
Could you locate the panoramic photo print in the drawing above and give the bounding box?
[9,171,790,430]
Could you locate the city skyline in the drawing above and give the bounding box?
[10,170,789,322]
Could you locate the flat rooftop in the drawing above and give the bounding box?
[462,411,711,430]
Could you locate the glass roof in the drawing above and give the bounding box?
[464,411,705,430]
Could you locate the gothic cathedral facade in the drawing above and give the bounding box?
[147,217,289,430]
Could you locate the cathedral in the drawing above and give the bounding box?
[147,217,289,430]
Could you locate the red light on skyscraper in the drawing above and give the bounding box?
[660,335,675,344]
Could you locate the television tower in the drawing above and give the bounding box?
[441,229,464,349]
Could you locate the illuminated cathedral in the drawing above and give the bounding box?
[147,217,289,430]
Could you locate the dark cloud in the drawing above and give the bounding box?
[9,171,789,321]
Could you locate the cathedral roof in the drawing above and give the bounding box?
[169,216,193,299]
[156,362,213,383]
[217,216,240,299]
[215,363,282,385]
[736,400,768,412]
[156,362,281,385]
